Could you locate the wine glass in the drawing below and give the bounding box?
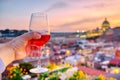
[27,12,50,73]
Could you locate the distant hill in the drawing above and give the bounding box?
[0,29,28,43]
[0,38,12,43]
[99,27,120,42]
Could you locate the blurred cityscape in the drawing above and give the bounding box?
[1,0,120,79]
[0,18,120,43]
[1,18,120,80]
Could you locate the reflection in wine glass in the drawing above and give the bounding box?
[30,45,41,67]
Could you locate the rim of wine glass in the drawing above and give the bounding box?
[32,12,47,16]
[31,30,50,35]
[29,12,50,34]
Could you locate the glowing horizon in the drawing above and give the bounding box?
[0,0,120,32]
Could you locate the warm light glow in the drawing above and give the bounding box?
[0,0,120,31]
[113,68,119,74]
[46,49,50,55]
[66,50,71,55]
[76,30,80,33]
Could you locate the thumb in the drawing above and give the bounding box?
[19,31,41,41]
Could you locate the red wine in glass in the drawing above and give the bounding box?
[26,34,50,56]
[29,34,50,46]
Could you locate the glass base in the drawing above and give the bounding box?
[30,67,48,74]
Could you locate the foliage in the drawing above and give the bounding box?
[65,76,76,80]
[7,62,117,80]
[8,66,23,80]
[8,62,34,80]
[65,70,86,80]
[30,73,37,78]
[19,62,34,74]
[47,63,70,70]
[38,73,49,80]
[48,73,60,80]
[94,74,117,80]
[49,67,69,74]
[38,67,69,80]
[58,67,69,73]
[80,63,87,67]
[94,78,101,80]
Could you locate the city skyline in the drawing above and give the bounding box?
[0,0,120,32]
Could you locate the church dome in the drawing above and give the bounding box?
[102,18,109,25]
[101,18,110,31]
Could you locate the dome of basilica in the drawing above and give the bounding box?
[102,18,109,25]
[101,18,110,31]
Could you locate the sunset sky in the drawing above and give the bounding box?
[0,0,120,32]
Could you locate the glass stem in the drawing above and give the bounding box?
[37,58,41,68]
[37,46,43,68]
